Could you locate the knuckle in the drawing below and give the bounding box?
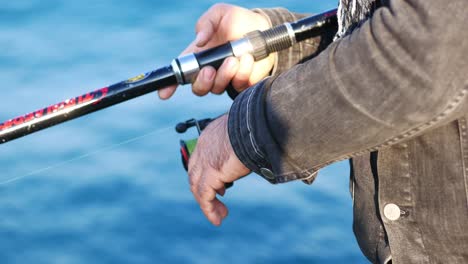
[188,164,201,187]
[236,67,250,80]
[188,162,195,174]
[188,174,196,187]
[233,79,249,91]
[192,84,208,96]
[200,203,212,212]
[188,160,197,173]
[188,165,199,181]
[198,185,211,200]
[198,187,207,199]
[190,184,197,194]
[212,81,227,95]
[212,3,227,11]
[195,20,203,32]
[211,89,224,95]
[238,67,251,79]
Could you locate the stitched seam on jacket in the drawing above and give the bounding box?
[457,118,468,210]
[277,84,468,180]
[376,225,388,264]
[407,144,431,263]
[246,87,266,160]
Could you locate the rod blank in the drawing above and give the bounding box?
[0,9,337,144]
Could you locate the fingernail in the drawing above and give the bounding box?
[158,90,167,100]
[195,32,206,46]
[158,87,173,100]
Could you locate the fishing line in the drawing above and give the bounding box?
[0,9,338,186]
[0,125,173,186]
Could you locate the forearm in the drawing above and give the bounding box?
[229,0,468,183]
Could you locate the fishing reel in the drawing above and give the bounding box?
[176,117,234,189]
[175,118,214,171]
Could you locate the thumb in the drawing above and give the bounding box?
[194,4,227,47]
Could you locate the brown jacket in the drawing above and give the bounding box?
[228,1,468,263]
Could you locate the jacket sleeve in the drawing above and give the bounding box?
[229,0,468,184]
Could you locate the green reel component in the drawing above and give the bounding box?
[184,138,198,156]
[180,138,198,171]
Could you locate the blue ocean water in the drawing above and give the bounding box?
[0,1,368,263]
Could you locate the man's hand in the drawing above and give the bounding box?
[158,3,275,99]
[188,114,250,226]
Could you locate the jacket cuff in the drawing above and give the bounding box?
[228,79,275,183]
[228,78,319,184]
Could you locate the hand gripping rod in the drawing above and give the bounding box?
[0,9,337,144]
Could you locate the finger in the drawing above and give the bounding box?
[212,57,239,94]
[195,4,229,47]
[188,161,202,203]
[250,54,276,85]
[192,171,229,226]
[158,85,178,100]
[210,176,227,197]
[196,182,218,222]
[218,199,229,220]
[200,196,228,226]
[213,198,229,223]
[232,54,255,91]
[192,67,216,96]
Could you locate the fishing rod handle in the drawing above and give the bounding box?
[171,9,337,85]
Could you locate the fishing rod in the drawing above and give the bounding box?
[0,9,337,145]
